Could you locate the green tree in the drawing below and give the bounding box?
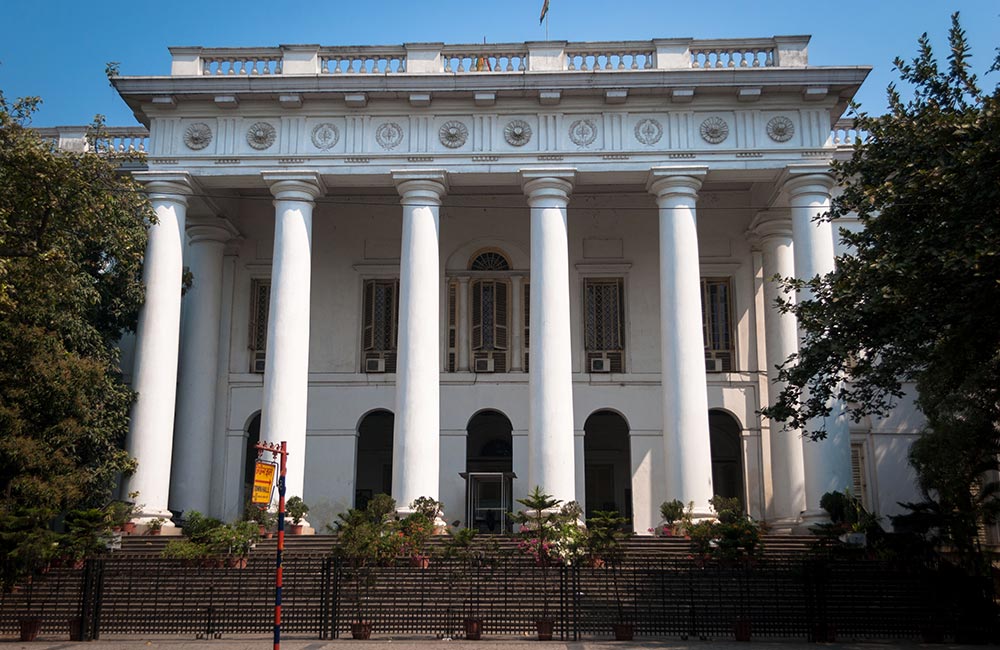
[762,16,999,564]
[0,92,149,520]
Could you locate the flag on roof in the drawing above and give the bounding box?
[539,0,549,25]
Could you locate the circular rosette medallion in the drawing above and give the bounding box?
[438,121,468,149]
[504,119,532,147]
[311,123,340,150]
[699,117,729,145]
[634,119,663,146]
[246,122,276,150]
[569,119,598,147]
[183,122,212,150]
[375,122,404,150]
[766,116,795,143]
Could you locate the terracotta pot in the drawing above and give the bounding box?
[410,555,430,569]
[68,616,83,641]
[149,528,161,536]
[351,621,373,639]
[464,618,483,640]
[536,619,554,641]
[227,556,249,569]
[587,556,605,569]
[613,623,634,641]
[72,558,86,570]
[289,523,304,535]
[20,618,42,642]
[123,521,137,535]
[733,618,751,642]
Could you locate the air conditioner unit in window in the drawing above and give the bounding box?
[705,358,723,373]
[253,355,266,374]
[474,357,495,373]
[590,357,611,373]
[365,358,386,373]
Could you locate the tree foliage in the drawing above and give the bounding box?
[0,92,150,518]
[762,15,1000,558]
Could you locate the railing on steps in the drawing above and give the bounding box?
[2,554,993,642]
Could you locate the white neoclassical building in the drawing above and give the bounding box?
[98,35,924,533]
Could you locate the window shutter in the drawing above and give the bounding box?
[471,281,482,350]
[363,280,375,352]
[523,282,530,372]
[249,279,271,373]
[851,443,868,508]
[447,281,457,372]
[495,281,508,351]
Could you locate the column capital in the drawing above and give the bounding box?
[747,209,793,245]
[261,170,325,201]
[392,169,448,205]
[646,166,708,202]
[133,171,196,204]
[780,164,835,201]
[521,168,576,204]
[186,216,241,245]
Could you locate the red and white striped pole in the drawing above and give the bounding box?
[257,440,288,650]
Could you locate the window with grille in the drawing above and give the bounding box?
[701,277,734,373]
[249,279,270,374]
[362,279,399,373]
[851,442,869,509]
[584,278,625,373]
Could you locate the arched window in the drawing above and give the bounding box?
[709,410,745,509]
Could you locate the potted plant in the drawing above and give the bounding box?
[333,493,402,639]
[585,510,633,639]
[659,499,687,536]
[513,486,571,640]
[0,508,60,640]
[244,501,277,538]
[400,509,434,568]
[146,516,165,535]
[107,491,141,534]
[63,508,112,568]
[286,496,309,534]
[210,520,260,568]
[444,527,500,640]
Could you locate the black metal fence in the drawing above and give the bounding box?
[1,554,994,642]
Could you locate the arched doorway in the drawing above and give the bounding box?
[465,410,513,532]
[584,410,632,522]
[709,410,745,509]
[356,410,394,510]
[242,412,262,508]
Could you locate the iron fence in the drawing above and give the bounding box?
[1,554,993,641]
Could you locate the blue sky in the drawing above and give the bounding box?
[1,0,997,126]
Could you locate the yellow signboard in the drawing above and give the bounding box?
[252,461,277,505]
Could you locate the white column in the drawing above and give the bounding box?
[123,172,193,528]
[749,210,806,527]
[647,167,715,518]
[170,218,238,516]
[522,169,576,504]
[784,166,851,524]
[510,274,524,372]
[391,170,447,514]
[457,276,470,372]
[260,171,324,510]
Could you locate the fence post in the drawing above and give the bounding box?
[80,557,104,641]
[318,557,329,639]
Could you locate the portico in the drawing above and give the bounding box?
[109,35,897,533]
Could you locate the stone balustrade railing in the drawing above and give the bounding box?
[832,118,867,147]
[167,36,809,76]
[35,126,149,156]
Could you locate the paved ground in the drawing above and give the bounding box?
[0,638,986,650]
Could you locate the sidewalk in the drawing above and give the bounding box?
[1,637,982,650]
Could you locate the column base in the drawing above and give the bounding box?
[793,509,831,534]
[766,516,802,535]
[284,518,315,535]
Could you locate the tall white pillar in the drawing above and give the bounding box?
[260,171,324,507]
[647,167,715,518]
[522,169,576,504]
[123,172,193,527]
[784,166,851,524]
[391,170,447,514]
[170,217,239,516]
[749,210,806,527]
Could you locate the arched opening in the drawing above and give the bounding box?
[355,410,394,510]
[584,410,632,522]
[242,412,262,508]
[466,410,513,473]
[709,410,745,509]
[465,410,514,533]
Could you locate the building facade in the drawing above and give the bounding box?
[100,36,922,533]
